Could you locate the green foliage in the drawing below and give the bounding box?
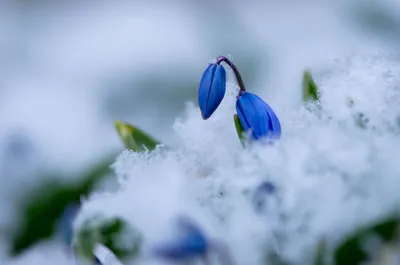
[9,120,159,256]
[303,70,319,102]
[314,239,327,265]
[233,114,245,145]
[115,120,160,152]
[265,250,289,265]
[333,215,399,265]
[74,216,141,262]
[10,154,116,256]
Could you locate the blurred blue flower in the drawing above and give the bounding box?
[198,63,226,119]
[252,181,278,213]
[236,92,281,141]
[59,203,81,246]
[59,203,106,265]
[153,217,208,261]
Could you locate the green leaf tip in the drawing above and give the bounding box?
[303,70,319,102]
[233,114,245,145]
[114,120,160,152]
[74,216,141,262]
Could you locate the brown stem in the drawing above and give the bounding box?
[216,56,246,93]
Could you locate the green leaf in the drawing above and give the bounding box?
[302,70,319,102]
[10,154,116,256]
[334,215,399,265]
[115,120,160,152]
[233,114,245,145]
[74,220,100,260]
[74,216,141,262]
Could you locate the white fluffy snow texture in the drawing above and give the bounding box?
[75,50,400,265]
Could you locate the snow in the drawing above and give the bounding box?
[1,1,400,264]
[78,49,400,264]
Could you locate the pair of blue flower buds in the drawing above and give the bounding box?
[198,56,281,141]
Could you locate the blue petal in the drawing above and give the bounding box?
[236,92,281,140]
[59,203,81,246]
[177,218,207,254]
[153,217,208,261]
[198,64,216,119]
[252,181,276,212]
[154,233,207,260]
[183,233,207,253]
[236,92,268,139]
[198,64,226,119]
[206,65,226,119]
[263,102,281,139]
[249,93,274,139]
[236,96,252,135]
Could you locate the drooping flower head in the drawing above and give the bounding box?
[236,92,281,141]
[198,56,282,144]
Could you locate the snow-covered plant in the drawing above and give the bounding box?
[59,54,400,265]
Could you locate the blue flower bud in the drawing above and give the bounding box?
[153,217,208,261]
[236,92,281,141]
[198,63,226,119]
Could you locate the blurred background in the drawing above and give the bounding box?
[1,0,400,262]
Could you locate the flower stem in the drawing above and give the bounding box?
[216,56,246,93]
